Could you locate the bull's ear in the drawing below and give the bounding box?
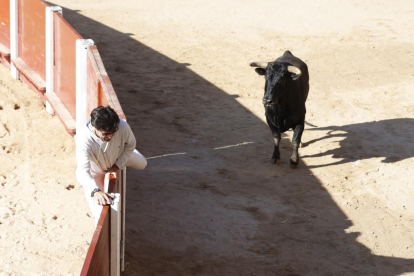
[287,66,301,80]
[255,68,266,75]
[290,73,300,81]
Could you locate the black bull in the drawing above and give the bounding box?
[250,50,309,167]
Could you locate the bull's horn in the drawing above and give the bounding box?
[287,66,301,77]
[250,61,268,68]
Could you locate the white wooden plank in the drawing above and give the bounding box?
[10,0,19,79]
[75,39,94,136]
[110,193,121,276]
[45,6,62,115]
[121,169,126,272]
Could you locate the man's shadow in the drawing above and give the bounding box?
[46,3,414,275]
[302,118,414,168]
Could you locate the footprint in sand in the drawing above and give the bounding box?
[65,184,75,190]
[0,206,14,220]
[0,123,10,138]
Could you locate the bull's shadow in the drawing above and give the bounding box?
[302,118,414,168]
[48,3,414,275]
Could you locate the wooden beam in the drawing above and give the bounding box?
[11,57,46,92]
[44,92,76,135]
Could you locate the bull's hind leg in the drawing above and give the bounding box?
[290,123,304,168]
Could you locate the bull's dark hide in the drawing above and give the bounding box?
[251,50,309,167]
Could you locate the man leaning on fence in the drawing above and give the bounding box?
[76,106,147,221]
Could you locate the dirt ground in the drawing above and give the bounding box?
[1,0,414,275]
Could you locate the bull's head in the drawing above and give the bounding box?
[250,61,301,106]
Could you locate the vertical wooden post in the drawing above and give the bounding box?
[121,169,126,272]
[9,0,19,79]
[110,193,121,276]
[45,6,62,115]
[76,39,94,135]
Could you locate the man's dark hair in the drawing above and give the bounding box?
[90,106,120,131]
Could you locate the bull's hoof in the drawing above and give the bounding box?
[290,159,299,168]
[271,158,281,164]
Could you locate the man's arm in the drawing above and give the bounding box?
[114,121,137,170]
[77,136,116,205]
[76,136,100,196]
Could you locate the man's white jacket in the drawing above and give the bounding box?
[76,118,136,195]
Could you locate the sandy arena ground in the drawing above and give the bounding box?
[1,0,414,275]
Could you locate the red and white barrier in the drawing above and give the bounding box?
[76,38,95,135]
[0,0,127,274]
[45,5,62,115]
[81,172,124,276]
[9,0,18,79]
[0,0,10,67]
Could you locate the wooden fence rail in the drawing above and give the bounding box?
[0,1,127,275]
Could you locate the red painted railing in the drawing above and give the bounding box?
[0,0,127,274]
[0,0,10,66]
[53,11,82,120]
[18,0,48,81]
[81,173,120,276]
[86,45,125,120]
[82,206,111,276]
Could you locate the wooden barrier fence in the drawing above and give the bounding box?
[0,0,10,67]
[81,171,125,276]
[0,0,127,275]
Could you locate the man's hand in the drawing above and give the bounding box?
[94,191,115,205]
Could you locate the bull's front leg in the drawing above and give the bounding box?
[271,130,281,164]
[290,123,304,168]
[266,114,281,164]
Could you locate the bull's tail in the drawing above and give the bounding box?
[305,121,318,127]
